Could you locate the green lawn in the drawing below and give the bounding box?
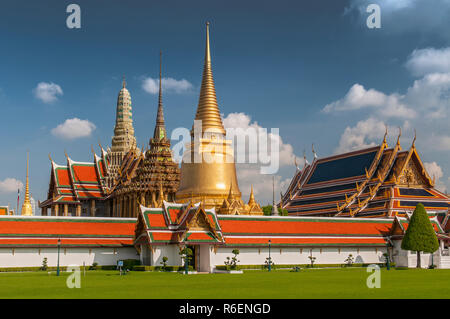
[0,268,448,299]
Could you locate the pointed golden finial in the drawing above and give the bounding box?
[227,180,233,202]
[396,127,402,149]
[412,128,416,148]
[48,153,53,162]
[21,152,33,216]
[122,75,126,88]
[248,184,256,206]
[383,125,388,146]
[192,21,226,135]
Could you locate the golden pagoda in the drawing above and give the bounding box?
[21,152,33,216]
[176,22,262,215]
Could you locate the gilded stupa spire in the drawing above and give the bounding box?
[248,185,256,206]
[21,152,33,216]
[193,22,226,135]
[153,50,166,141]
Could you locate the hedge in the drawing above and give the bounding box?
[215,263,391,271]
[132,265,194,272]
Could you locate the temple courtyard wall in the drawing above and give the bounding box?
[0,247,138,268]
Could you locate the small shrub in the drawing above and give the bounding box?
[41,257,48,271]
[344,254,354,267]
[224,249,240,270]
[264,257,275,270]
[160,256,168,271]
[308,256,316,268]
[89,262,98,270]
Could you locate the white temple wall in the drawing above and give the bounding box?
[0,247,138,268]
[150,245,182,267]
[212,246,387,268]
[392,240,441,268]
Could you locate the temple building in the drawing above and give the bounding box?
[176,22,262,215]
[281,130,450,219]
[107,52,181,217]
[39,54,180,217]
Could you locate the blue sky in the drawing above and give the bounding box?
[0,0,449,211]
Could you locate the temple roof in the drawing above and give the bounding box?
[0,215,135,247]
[41,152,108,207]
[282,134,450,218]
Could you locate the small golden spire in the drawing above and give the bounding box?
[192,22,226,135]
[412,128,416,148]
[21,152,33,216]
[248,185,256,206]
[122,75,126,88]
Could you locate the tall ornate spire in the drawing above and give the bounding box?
[21,152,33,216]
[153,50,166,141]
[111,77,137,154]
[248,185,256,206]
[193,22,226,135]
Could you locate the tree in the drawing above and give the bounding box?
[401,203,439,268]
[41,257,48,271]
[262,205,289,216]
[308,255,316,268]
[224,249,240,270]
[160,256,168,271]
[344,254,354,267]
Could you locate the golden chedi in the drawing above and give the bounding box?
[176,22,262,215]
[21,152,33,216]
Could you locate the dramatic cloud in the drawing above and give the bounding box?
[223,112,302,168]
[0,178,23,193]
[51,118,96,140]
[335,117,387,154]
[223,112,302,203]
[33,82,63,103]
[323,84,416,119]
[142,77,193,94]
[406,47,450,77]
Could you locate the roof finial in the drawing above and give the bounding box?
[205,21,211,63]
[312,144,318,159]
[396,126,402,147]
[383,125,388,145]
[122,75,126,88]
[248,184,256,206]
[412,128,416,148]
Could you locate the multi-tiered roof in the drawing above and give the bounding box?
[281,132,450,219]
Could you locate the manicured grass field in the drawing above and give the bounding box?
[0,268,449,299]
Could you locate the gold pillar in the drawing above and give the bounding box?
[54,204,59,216]
[64,204,68,217]
[76,204,81,217]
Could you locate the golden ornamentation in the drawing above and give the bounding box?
[21,152,33,216]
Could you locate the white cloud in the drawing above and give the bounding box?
[406,47,450,77]
[51,118,96,140]
[142,77,193,94]
[426,134,450,151]
[222,112,302,203]
[0,178,23,193]
[335,117,387,154]
[223,112,302,167]
[323,84,416,119]
[33,82,63,103]
[424,161,446,192]
[424,161,443,181]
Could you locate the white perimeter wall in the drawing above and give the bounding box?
[212,247,387,268]
[0,247,139,268]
